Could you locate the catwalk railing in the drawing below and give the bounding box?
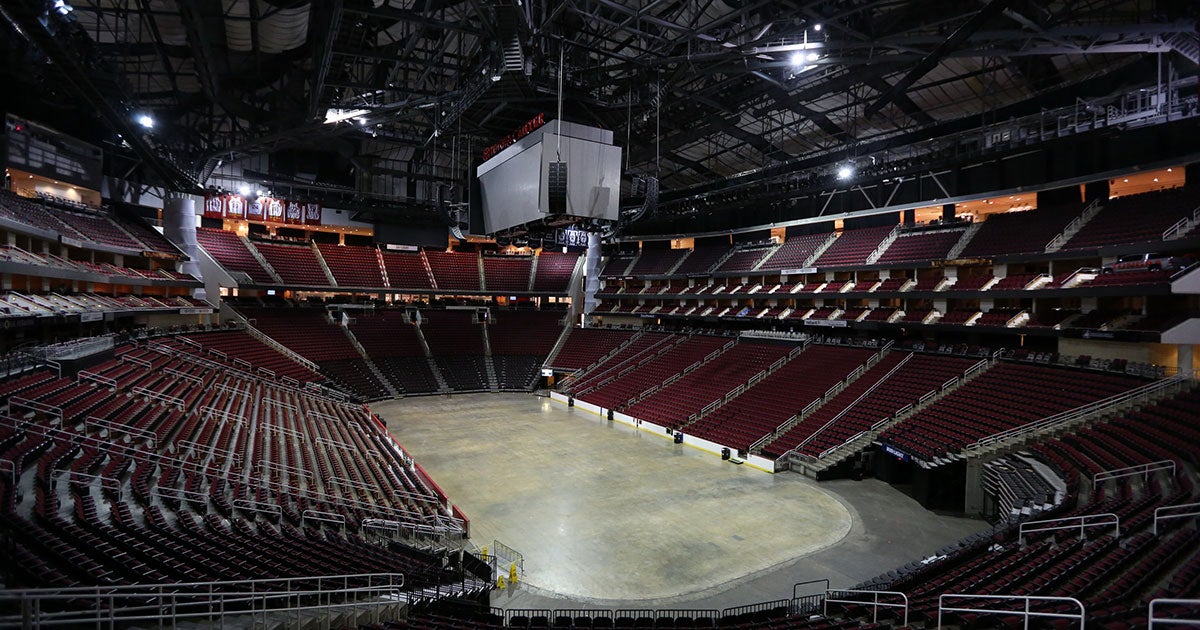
[0,573,407,629]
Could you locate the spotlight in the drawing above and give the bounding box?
[238,184,251,197]
[136,114,154,129]
[836,165,854,180]
[807,51,820,61]
[790,52,806,67]
[491,73,502,82]
[813,23,822,32]
[53,0,73,15]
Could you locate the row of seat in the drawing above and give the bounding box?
[0,334,468,596]
[195,228,581,293]
[0,190,182,257]
[603,188,1200,280]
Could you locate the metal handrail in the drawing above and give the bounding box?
[1149,598,1200,627]
[1094,459,1176,486]
[0,583,405,628]
[938,594,1084,629]
[1019,512,1119,544]
[1153,502,1200,536]
[825,589,908,626]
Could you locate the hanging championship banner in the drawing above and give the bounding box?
[203,195,224,219]
[303,202,322,225]
[265,197,285,222]
[225,195,246,219]
[285,200,303,224]
[203,193,321,226]
[247,197,265,221]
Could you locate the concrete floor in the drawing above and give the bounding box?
[373,393,989,610]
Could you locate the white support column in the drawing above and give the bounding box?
[1179,344,1194,379]
[161,194,208,302]
[583,233,602,320]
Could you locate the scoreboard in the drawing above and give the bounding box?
[3,115,104,191]
[476,119,621,234]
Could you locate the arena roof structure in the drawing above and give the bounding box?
[1,0,1198,229]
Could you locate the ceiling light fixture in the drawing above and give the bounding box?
[136,114,154,129]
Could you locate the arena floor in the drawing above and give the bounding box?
[373,393,989,610]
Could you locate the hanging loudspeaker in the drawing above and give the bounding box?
[548,161,568,213]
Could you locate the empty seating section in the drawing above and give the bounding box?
[990,274,1040,290]
[758,233,829,271]
[347,313,439,394]
[1063,188,1200,250]
[959,204,1082,257]
[429,356,486,391]
[548,327,636,370]
[420,310,484,355]
[628,248,688,275]
[425,251,481,291]
[254,242,329,286]
[872,277,908,292]
[243,308,358,361]
[975,308,1024,327]
[380,250,434,291]
[421,310,486,391]
[812,226,894,267]
[951,274,994,290]
[683,345,875,450]
[490,355,540,390]
[771,354,976,457]
[488,310,565,390]
[0,190,87,239]
[577,335,729,410]
[600,255,636,277]
[672,246,727,275]
[240,307,387,399]
[714,247,772,273]
[852,388,1200,628]
[195,228,276,284]
[175,331,323,383]
[938,309,979,325]
[58,211,143,250]
[489,310,563,356]
[0,292,206,318]
[482,256,533,292]
[1088,270,1172,286]
[316,243,384,287]
[565,332,677,394]
[116,216,182,255]
[624,341,793,426]
[880,363,1146,462]
[531,252,579,292]
[876,230,964,264]
[0,337,470,594]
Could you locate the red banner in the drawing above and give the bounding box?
[247,197,265,221]
[264,197,285,222]
[284,200,302,225]
[303,202,322,225]
[225,195,246,219]
[204,194,321,226]
[202,195,224,219]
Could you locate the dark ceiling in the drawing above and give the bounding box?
[1,0,1197,227]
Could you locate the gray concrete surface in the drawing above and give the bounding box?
[372,393,989,610]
